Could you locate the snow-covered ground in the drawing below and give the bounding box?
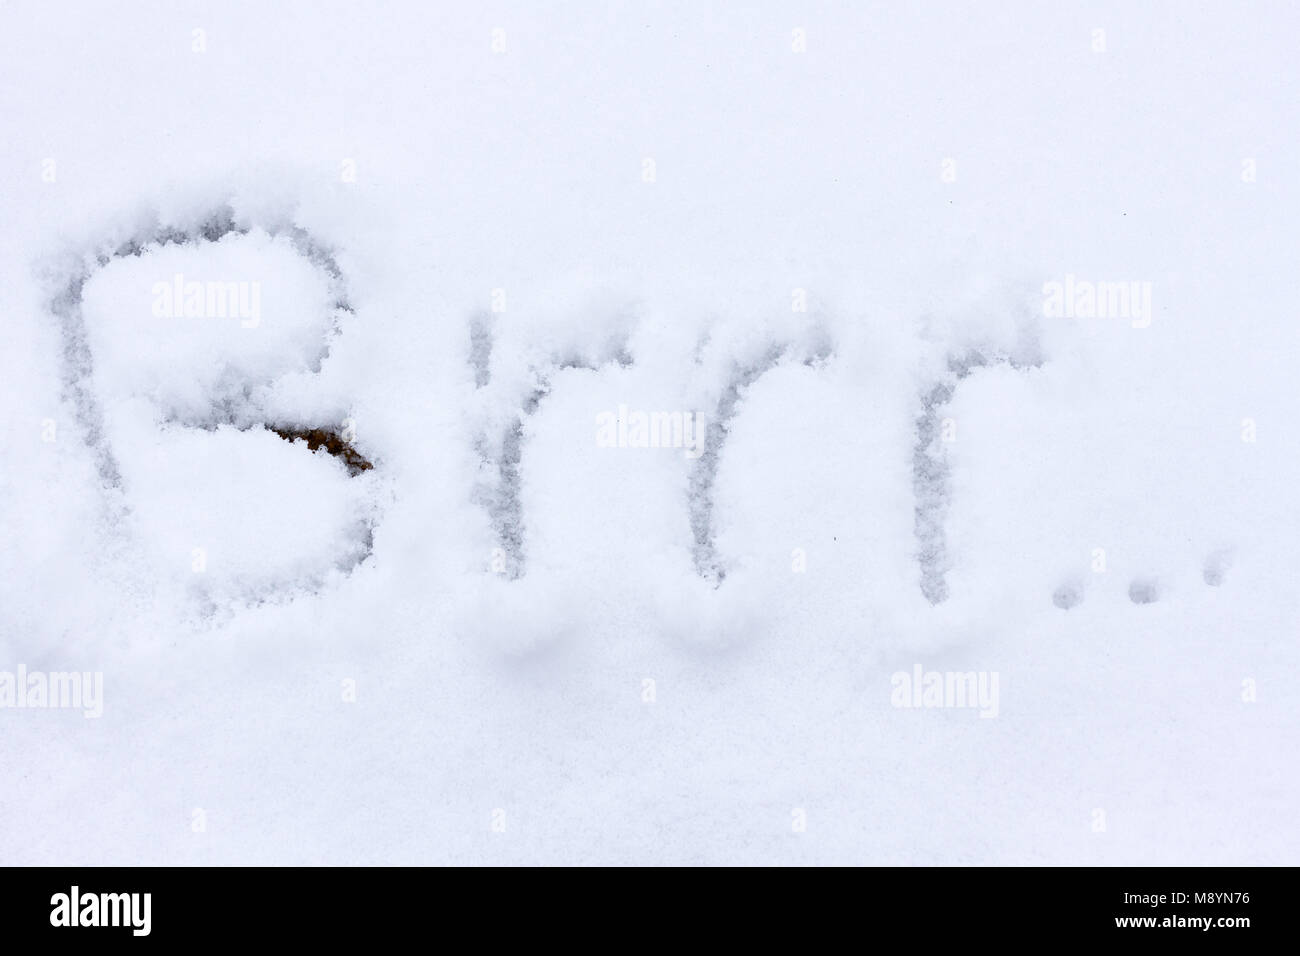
[1,1,1297,864]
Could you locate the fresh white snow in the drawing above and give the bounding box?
[0,1,1296,865]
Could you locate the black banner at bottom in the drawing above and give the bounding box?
[0,866,1287,943]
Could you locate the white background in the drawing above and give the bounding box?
[1,1,1297,864]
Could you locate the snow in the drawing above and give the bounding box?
[0,1,1297,864]
[82,230,341,423]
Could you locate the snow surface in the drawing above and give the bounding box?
[1,1,1297,864]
